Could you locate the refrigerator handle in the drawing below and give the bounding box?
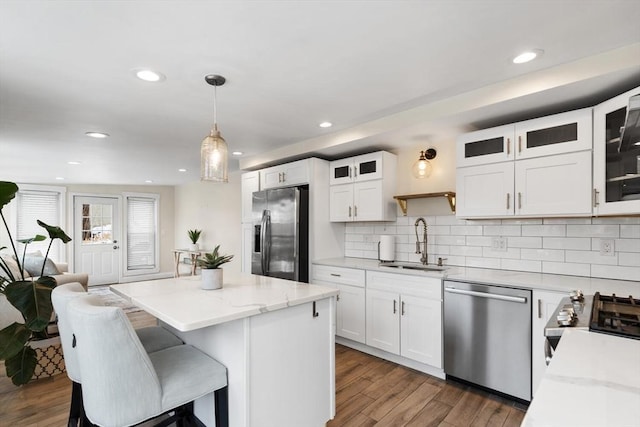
[260,210,270,274]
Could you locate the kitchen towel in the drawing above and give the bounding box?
[379,235,395,262]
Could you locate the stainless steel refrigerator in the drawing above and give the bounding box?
[251,186,309,282]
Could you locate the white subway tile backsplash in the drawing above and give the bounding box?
[344,215,640,281]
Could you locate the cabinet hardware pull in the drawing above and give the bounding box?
[349,166,352,178]
[348,206,352,217]
[330,273,341,277]
[282,172,286,182]
[312,301,319,318]
[278,172,282,183]
[354,167,358,178]
[518,136,522,153]
[507,138,510,156]
[506,193,510,210]
[538,299,542,319]
[354,206,358,217]
[393,299,397,314]
[401,301,405,316]
[593,188,600,207]
[518,192,522,209]
[337,295,340,301]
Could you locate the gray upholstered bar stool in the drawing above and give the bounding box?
[67,294,228,427]
[52,283,184,427]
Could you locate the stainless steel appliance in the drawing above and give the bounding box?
[444,281,532,402]
[251,186,309,282]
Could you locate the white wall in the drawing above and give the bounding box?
[174,171,242,274]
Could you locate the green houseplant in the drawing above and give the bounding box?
[196,245,233,290]
[187,229,202,251]
[0,181,72,385]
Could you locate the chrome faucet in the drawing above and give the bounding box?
[414,217,428,265]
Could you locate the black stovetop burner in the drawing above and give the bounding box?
[589,292,640,339]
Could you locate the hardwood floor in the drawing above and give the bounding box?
[1,309,526,427]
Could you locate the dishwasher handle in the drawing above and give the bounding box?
[444,286,528,304]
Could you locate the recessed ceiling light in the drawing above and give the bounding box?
[232,151,243,156]
[134,69,166,82]
[145,180,153,183]
[55,177,65,180]
[178,168,187,172]
[512,49,543,64]
[319,122,333,128]
[85,131,109,138]
[68,161,81,165]
[634,142,640,146]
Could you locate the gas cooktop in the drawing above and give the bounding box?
[589,292,640,340]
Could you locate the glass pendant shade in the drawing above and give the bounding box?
[412,151,433,179]
[200,124,228,182]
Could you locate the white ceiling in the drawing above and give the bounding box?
[1,1,640,185]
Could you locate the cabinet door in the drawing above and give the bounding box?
[531,290,565,397]
[353,180,384,221]
[353,152,384,182]
[366,288,400,355]
[241,223,254,273]
[457,124,515,167]
[261,165,283,189]
[400,294,442,367]
[241,171,260,223]
[593,86,640,215]
[515,151,592,217]
[281,159,309,186]
[456,162,515,218]
[335,284,366,344]
[329,158,355,186]
[515,108,592,159]
[329,184,354,222]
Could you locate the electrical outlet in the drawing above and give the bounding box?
[600,238,615,256]
[491,236,508,252]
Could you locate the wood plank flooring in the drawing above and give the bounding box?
[1,309,526,427]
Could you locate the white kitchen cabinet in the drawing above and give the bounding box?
[531,289,565,397]
[329,152,388,185]
[329,184,354,222]
[515,151,593,217]
[241,171,260,223]
[311,264,366,344]
[365,271,442,367]
[456,124,515,167]
[241,223,254,274]
[593,85,640,215]
[514,108,592,160]
[261,158,310,189]
[456,162,515,217]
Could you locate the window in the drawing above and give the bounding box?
[124,193,159,274]
[15,185,66,262]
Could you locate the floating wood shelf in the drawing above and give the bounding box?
[393,192,456,215]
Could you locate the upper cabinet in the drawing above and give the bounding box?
[593,86,640,216]
[329,151,397,222]
[241,171,260,223]
[262,158,310,189]
[456,109,593,218]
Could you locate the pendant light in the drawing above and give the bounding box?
[412,148,437,179]
[201,74,228,182]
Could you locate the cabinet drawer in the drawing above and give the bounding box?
[366,271,442,300]
[312,265,365,287]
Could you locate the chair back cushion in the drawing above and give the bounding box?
[51,282,86,382]
[68,295,162,427]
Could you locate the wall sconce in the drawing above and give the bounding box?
[412,148,436,179]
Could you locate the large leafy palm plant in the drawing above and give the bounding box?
[0,181,72,385]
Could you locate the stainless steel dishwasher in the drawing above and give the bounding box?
[443,280,532,401]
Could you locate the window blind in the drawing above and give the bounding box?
[126,196,157,270]
[17,191,61,261]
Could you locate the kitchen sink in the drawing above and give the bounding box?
[378,261,447,272]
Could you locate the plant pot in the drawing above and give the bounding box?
[30,336,66,380]
[189,243,199,251]
[201,268,223,290]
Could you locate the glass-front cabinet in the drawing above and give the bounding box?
[594,86,640,215]
[456,125,515,167]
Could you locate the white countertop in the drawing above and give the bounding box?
[313,257,640,295]
[110,272,338,332]
[523,329,640,427]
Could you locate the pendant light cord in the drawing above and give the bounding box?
[213,84,218,130]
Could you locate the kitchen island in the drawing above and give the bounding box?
[110,273,338,427]
[522,329,640,427]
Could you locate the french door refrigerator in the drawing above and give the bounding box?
[251,186,309,282]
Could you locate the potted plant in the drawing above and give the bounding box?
[188,229,202,251]
[196,245,233,290]
[0,181,72,385]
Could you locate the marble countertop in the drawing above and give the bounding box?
[313,257,640,295]
[110,272,338,332]
[523,329,640,427]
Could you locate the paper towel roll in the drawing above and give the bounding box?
[379,235,395,261]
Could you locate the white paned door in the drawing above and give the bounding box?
[74,196,120,286]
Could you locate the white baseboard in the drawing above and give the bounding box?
[118,271,174,283]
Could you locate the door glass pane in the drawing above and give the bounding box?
[526,123,577,148]
[334,165,350,179]
[464,137,504,158]
[82,203,113,245]
[604,106,640,202]
[359,160,377,175]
